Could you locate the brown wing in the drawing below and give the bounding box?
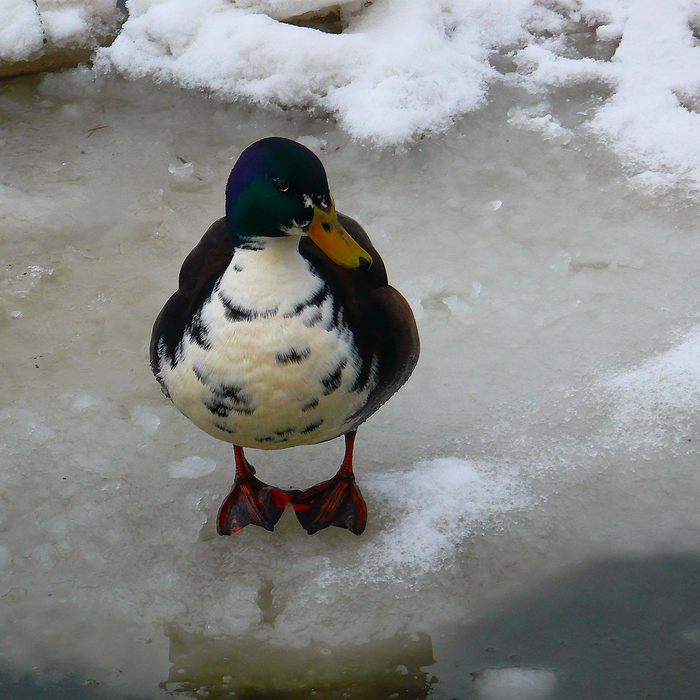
[299,212,420,429]
[150,217,234,373]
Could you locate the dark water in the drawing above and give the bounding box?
[430,554,700,700]
[4,554,698,699]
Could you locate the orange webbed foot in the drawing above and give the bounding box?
[217,445,298,535]
[217,475,298,535]
[291,473,367,535]
[290,431,367,535]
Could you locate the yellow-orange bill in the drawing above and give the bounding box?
[307,205,373,270]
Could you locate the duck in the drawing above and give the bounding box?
[150,137,419,536]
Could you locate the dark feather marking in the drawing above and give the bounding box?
[325,298,342,333]
[276,346,311,364]
[238,241,265,251]
[301,398,319,412]
[192,364,208,384]
[301,419,324,435]
[219,292,277,322]
[255,435,288,444]
[219,293,256,322]
[284,284,330,317]
[230,406,255,416]
[321,358,347,396]
[187,310,212,350]
[205,382,254,418]
[204,398,231,417]
[213,382,250,405]
[351,353,377,393]
[174,340,185,366]
[215,422,235,434]
[275,427,295,436]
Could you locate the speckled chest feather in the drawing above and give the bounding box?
[156,237,376,448]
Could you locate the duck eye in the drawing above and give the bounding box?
[273,178,290,192]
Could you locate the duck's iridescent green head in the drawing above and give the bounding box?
[225,137,372,270]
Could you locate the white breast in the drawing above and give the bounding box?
[157,236,376,449]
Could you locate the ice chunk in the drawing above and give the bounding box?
[131,406,161,434]
[507,107,572,144]
[1,263,53,301]
[168,159,213,192]
[168,456,217,479]
[473,666,558,700]
[295,135,327,154]
[71,394,100,411]
[0,0,122,67]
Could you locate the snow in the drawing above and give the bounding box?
[93,0,700,193]
[1,1,700,697]
[3,1,700,191]
[41,6,90,45]
[365,459,529,579]
[0,0,44,62]
[0,0,120,64]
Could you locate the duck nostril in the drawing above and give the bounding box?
[322,222,332,233]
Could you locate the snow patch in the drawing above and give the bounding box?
[602,325,700,447]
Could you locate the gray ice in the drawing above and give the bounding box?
[1,68,700,698]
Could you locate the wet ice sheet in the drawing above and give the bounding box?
[1,68,700,697]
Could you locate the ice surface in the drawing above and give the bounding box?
[1,16,700,695]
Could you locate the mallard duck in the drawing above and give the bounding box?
[150,137,419,536]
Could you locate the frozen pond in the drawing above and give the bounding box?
[2,3,700,696]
